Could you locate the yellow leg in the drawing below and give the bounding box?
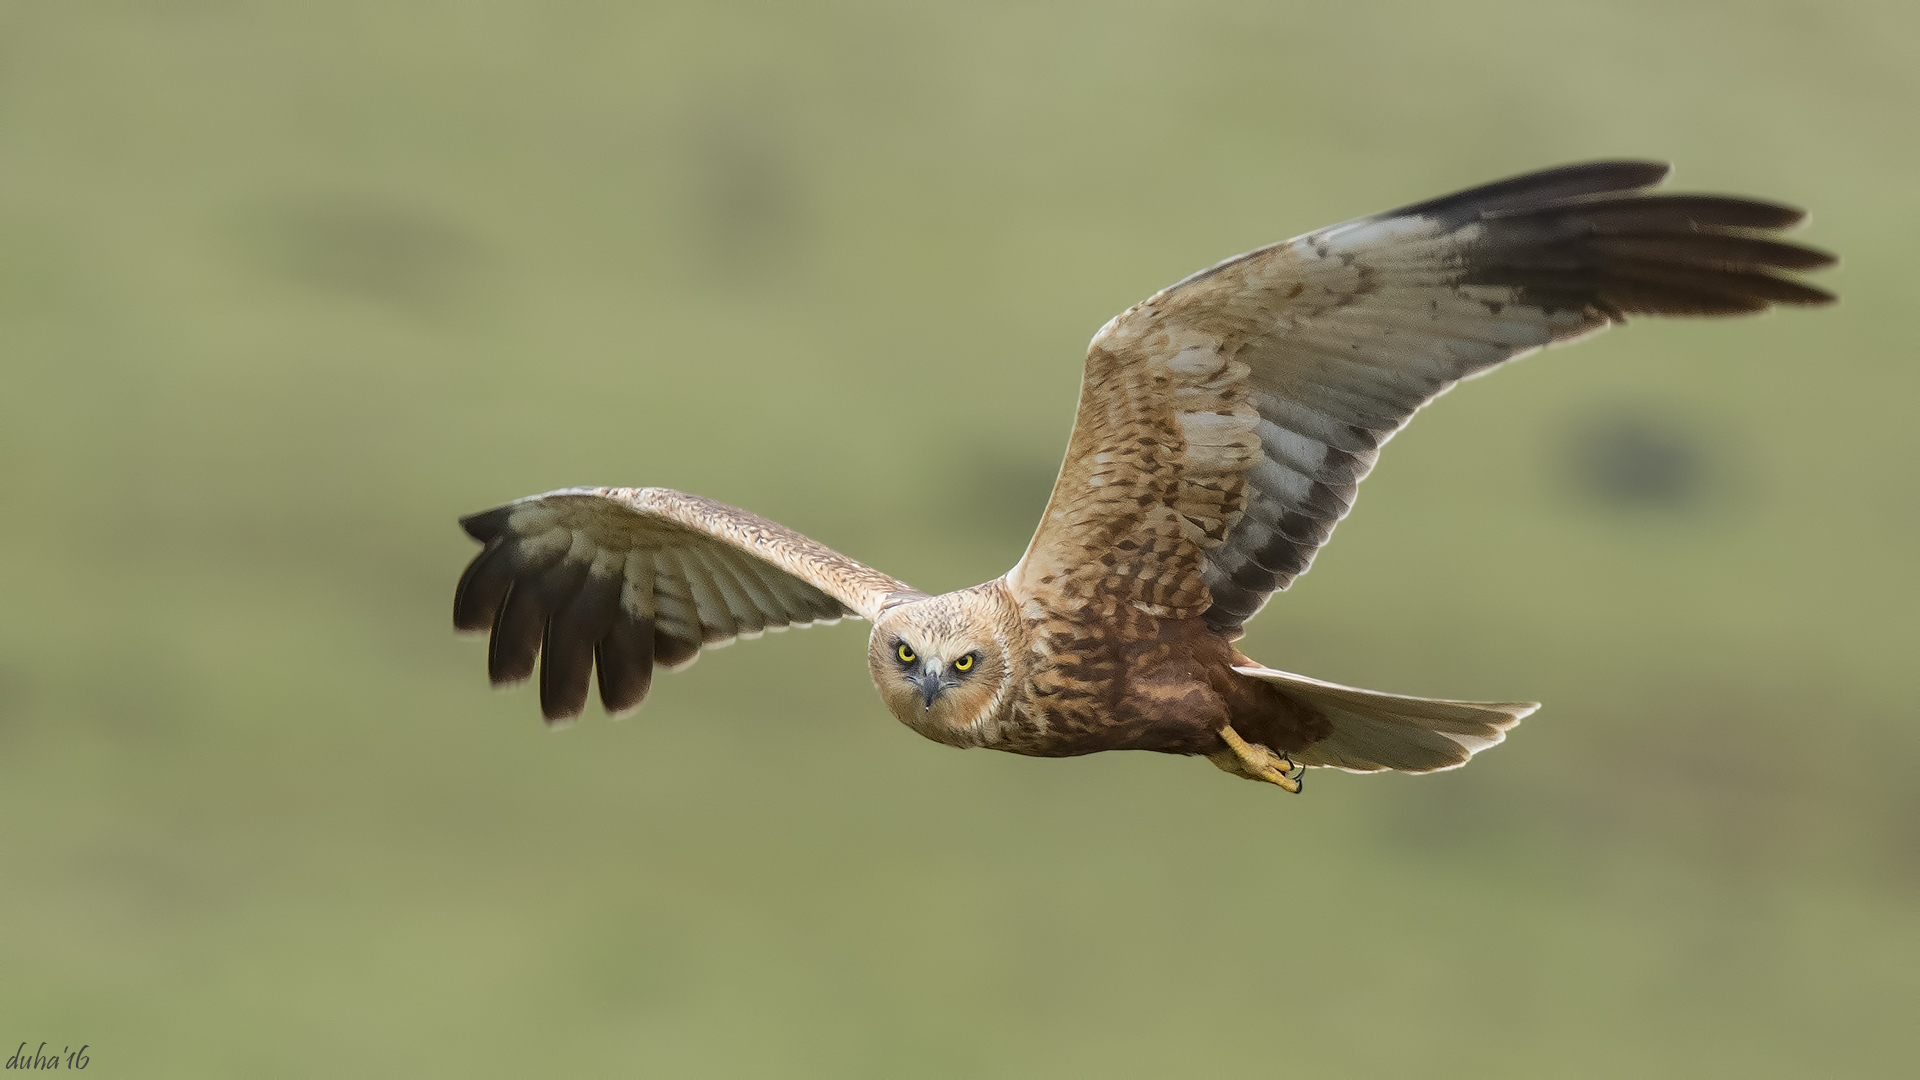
[1207,724,1305,793]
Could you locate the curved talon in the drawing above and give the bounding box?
[1210,724,1304,794]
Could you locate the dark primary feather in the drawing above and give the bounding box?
[1378,160,1675,224]
[458,532,682,723]
[452,537,514,632]
[462,536,686,723]
[1460,195,1835,315]
[1370,162,1835,314]
[594,613,654,715]
[488,580,549,686]
[459,505,513,544]
[541,573,620,721]
[652,632,701,670]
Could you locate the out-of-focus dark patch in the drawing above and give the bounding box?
[1880,786,1920,893]
[237,196,483,311]
[567,912,694,1015]
[81,650,189,741]
[1561,404,1709,509]
[675,99,808,285]
[0,658,28,731]
[0,217,76,316]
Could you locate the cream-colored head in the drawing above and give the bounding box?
[868,586,1018,749]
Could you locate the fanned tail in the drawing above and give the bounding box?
[1232,664,1537,774]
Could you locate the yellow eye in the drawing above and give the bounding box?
[896,643,916,664]
[954,654,974,672]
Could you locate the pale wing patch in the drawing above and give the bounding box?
[620,550,657,618]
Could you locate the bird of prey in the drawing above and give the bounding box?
[453,161,1833,793]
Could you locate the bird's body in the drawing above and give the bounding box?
[454,161,1833,792]
[868,582,1325,760]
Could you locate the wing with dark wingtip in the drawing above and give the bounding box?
[453,487,923,722]
[1008,161,1835,633]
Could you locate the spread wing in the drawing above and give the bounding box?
[1008,161,1834,632]
[453,487,923,722]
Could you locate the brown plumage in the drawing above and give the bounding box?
[452,161,1834,792]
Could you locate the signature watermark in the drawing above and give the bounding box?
[5,1044,88,1071]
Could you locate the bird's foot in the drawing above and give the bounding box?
[1208,724,1304,793]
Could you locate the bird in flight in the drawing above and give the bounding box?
[453,161,1833,793]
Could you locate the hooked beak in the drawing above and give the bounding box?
[910,660,947,709]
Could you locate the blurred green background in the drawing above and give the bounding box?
[3,1,1916,1075]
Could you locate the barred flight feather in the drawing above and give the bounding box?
[454,488,920,721]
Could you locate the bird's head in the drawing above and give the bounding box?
[868,588,1017,747]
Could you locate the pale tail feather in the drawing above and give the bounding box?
[1232,664,1538,773]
